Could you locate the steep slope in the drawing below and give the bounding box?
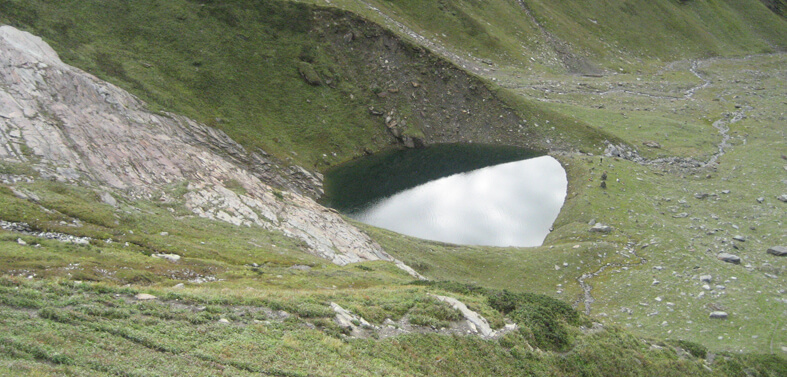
[0,25,419,273]
[320,0,787,73]
[0,0,611,174]
[0,0,785,373]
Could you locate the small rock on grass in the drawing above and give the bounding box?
[709,311,728,319]
[152,253,181,262]
[767,246,787,257]
[134,293,157,301]
[778,194,787,203]
[589,223,613,233]
[717,253,741,264]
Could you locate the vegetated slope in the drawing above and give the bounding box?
[0,0,609,175]
[0,0,786,376]
[0,29,780,373]
[326,0,787,73]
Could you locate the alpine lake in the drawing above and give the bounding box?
[321,144,567,247]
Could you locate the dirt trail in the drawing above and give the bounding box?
[574,242,647,314]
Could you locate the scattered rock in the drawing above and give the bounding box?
[757,197,765,203]
[694,193,709,200]
[700,275,712,283]
[173,283,185,289]
[160,232,169,236]
[778,195,787,203]
[766,246,787,257]
[218,318,230,324]
[642,141,661,148]
[732,235,746,242]
[289,264,312,271]
[673,212,689,218]
[589,223,613,233]
[16,238,26,246]
[717,253,741,264]
[134,293,157,301]
[152,253,181,262]
[709,311,728,319]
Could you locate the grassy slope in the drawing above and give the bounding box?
[303,0,787,72]
[1,0,786,374]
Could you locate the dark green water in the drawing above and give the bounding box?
[321,144,540,214]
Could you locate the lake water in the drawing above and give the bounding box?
[321,144,567,247]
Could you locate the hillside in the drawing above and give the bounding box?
[0,0,786,375]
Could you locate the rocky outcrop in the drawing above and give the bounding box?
[0,26,420,276]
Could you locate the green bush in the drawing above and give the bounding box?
[488,290,584,351]
[671,339,708,359]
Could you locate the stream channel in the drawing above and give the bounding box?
[321,144,567,247]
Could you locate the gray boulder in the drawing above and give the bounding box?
[766,246,787,257]
[717,253,741,264]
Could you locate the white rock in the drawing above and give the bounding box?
[433,295,495,338]
[152,253,181,262]
[134,293,157,301]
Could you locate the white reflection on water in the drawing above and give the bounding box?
[351,156,567,247]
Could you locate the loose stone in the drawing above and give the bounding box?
[717,253,741,264]
[766,246,787,257]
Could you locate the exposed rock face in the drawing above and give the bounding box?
[433,294,497,338]
[0,26,419,276]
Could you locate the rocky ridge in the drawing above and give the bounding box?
[0,26,420,277]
